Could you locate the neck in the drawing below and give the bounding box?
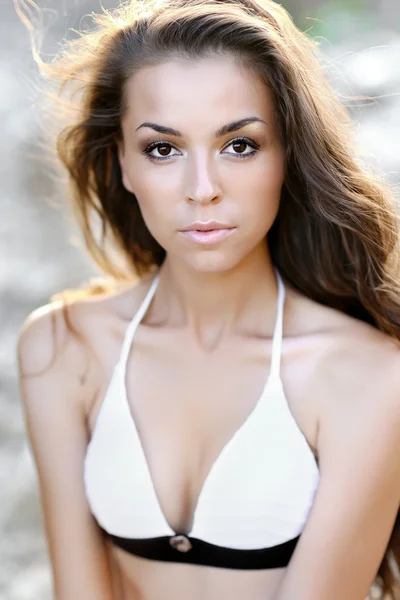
[153,241,280,352]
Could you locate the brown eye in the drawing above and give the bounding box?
[223,137,260,159]
[158,144,172,157]
[143,141,179,161]
[232,141,247,154]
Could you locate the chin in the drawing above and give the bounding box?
[181,251,246,274]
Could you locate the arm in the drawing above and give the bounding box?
[274,350,400,600]
[17,303,115,600]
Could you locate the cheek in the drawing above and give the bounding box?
[233,152,285,227]
[127,167,177,238]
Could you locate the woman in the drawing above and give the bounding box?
[16,0,400,599]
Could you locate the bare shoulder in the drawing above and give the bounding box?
[17,272,154,407]
[293,291,400,441]
[324,309,399,408]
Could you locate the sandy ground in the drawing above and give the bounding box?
[1,1,399,599]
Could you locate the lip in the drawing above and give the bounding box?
[180,220,233,232]
[179,227,236,245]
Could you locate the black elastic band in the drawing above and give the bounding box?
[103,529,300,570]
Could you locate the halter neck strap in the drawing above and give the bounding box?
[117,267,285,379]
[118,272,161,377]
[269,267,285,379]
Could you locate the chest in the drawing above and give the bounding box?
[88,326,318,535]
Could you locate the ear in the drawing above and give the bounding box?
[116,137,134,194]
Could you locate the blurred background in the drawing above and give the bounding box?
[1,0,399,598]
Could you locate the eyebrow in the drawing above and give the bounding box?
[135,116,267,138]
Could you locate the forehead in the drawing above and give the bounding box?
[122,55,277,132]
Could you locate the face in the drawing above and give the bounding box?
[118,55,286,273]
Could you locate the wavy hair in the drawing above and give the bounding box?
[15,0,400,595]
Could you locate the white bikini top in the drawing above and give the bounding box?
[83,267,320,570]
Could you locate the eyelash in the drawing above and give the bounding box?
[142,136,261,162]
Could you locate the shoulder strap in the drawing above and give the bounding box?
[118,271,161,377]
[269,267,286,379]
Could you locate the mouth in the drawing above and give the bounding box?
[179,226,236,245]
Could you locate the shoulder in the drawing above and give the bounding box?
[17,273,154,399]
[287,287,400,440]
[289,286,400,396]
[321,312,400,417]
[302,299,400,457]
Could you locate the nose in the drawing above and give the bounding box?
[185,152,222,205]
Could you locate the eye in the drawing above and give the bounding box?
[142,140,181,161]
[223,137,260,159]
[142,136,260,162]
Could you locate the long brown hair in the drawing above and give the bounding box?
[15,0,400,595]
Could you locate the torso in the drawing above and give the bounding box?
[72,269,395,600]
